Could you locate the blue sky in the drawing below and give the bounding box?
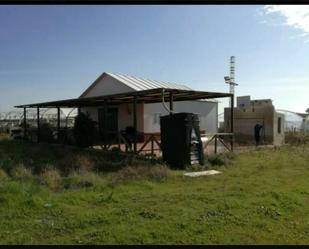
[0,5,308,114]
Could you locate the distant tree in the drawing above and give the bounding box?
[72,112,98,148]
[306,108,309,114]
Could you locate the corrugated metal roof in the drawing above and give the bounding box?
[105,72,193,91]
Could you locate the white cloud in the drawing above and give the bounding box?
[263,5,309,36]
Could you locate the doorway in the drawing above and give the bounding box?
[98,107,118,142]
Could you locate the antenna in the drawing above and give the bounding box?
[224,56,238,107]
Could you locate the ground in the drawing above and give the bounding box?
[0,137,308,245]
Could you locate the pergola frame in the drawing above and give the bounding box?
[15,88,234,152]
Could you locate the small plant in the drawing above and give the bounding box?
[11,164,33,181]
[40,168,62,191]
[207,154,226,166]
[63,171,103,190]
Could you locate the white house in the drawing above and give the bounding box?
[79,72,218,140]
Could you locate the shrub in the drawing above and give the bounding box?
[72,112,99,148]
[206,152,236,167]
[40,168,62,191]
[11,164,33,180]
[39,123,54,143]
[206,154,226,166]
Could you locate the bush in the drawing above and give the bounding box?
[11,164,33,180]
[206,152,236,167]
[72,112,99,148]
[207,154,226,166]
[39,123,54,143]
[40,168,62,191]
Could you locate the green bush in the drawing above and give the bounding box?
[72,112,99,148]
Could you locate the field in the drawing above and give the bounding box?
[0,137,308,245]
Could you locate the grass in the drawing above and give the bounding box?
[0,137,309,244]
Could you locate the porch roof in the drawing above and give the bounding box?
[15,88,233,108]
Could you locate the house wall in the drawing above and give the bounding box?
[143,100,218,134]
[224,105,276,145]
[273,112,285,145]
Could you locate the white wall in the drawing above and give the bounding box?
[143,100,218,133]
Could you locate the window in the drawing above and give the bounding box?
[278,117,282,134]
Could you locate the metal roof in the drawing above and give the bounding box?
[80,72,193,97]
[105,72,193,91]
[15,88,233,108]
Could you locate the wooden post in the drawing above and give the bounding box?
[151,136,154,156]
[214,135,217,154]
[103,100,108,149]
[23,107,27,140]
[37,107,40,143]
[169,91,174,114]
[133,96,137,153]
[57,106,60,143]
[230,95,234,152]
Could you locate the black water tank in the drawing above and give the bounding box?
[160,112,204,168]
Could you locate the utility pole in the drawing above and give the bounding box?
[224,56,238,107]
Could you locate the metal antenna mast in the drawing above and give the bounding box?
[224,56,238,107]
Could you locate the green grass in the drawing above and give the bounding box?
[0,138,309,244]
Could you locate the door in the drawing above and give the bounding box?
[98,107,118,142]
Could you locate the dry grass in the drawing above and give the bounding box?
[39,168,62,191]
[112,164,171,183]
[285,131,309,146]
[11,164,33,180]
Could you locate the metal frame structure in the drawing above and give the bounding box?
[15,87,234,152]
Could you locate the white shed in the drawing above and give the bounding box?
[80,72,218,139]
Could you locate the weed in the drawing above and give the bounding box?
[11,164,33,181]
[40,168,62,191]
[63,171,104,190]
[113,164,171,183]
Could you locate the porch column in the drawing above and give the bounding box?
[103,100,108,148]
[57,106,60,143]
[169,91,174,114]
[37,107,40,143]
[230,95,234,151]
[23,107,27,140]
[133,96,137,153]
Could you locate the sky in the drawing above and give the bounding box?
[0,5,308,115]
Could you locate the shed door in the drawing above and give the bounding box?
[98,108,118,141]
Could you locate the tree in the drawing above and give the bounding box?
[72,112,98,148]
[306,108,309,114]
